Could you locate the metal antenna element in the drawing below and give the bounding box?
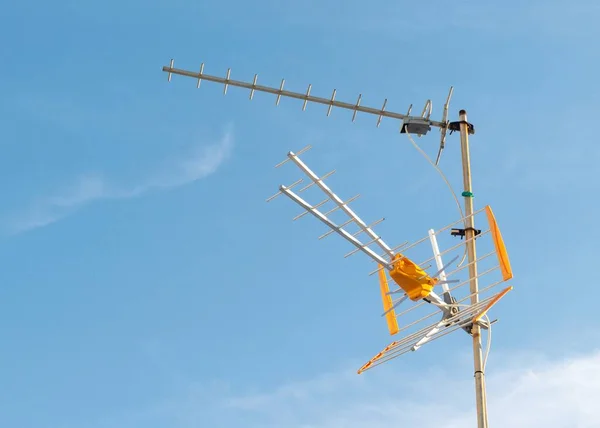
[162,60,453,147]
[435,87,454,165]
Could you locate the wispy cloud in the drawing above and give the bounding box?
[130,349,600,428]
[218,350,600,427]
[6,130,233,234]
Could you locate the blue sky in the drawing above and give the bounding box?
[1,0,600,427]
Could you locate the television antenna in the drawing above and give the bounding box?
[162,59,454,165]
[162,58,513,428]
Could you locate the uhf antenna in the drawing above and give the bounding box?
[162,59,454,165]
[162,58,492,428]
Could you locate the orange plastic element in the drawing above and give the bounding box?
[378,266,400,336]
[357,340,399,374]
[472,286,513,324]
[485,206,513,281]
[389,253,437,301]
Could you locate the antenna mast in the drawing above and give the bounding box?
[453,109,488,427]
[162,59,489,427]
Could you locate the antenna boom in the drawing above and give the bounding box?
[162,62,449,131]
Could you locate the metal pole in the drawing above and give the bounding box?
[458,109,488,428]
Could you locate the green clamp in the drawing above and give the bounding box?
[461,191,474,198]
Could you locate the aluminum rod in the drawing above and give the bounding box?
[429,229,452,303]
[459,109,488,428]
[393,265,501,323]
[381,206,487,260]
[162,64,447,128]
[287,151,396,259]
[280,186,391,269]
[417,229,490,268]
[375,296,494,363]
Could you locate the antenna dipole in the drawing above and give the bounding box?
[162,59,453,164]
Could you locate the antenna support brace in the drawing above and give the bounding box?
[448,120,475,135]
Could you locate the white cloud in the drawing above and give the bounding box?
[105,348,600,428]
[92,349,600,428]
[6,130,233,234]
[206,349,600,428]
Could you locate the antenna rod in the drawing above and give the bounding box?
[162,61,448,130]
[457,110,488,428]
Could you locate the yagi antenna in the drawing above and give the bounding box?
[268,146,513,369]
[162,59,454,163]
